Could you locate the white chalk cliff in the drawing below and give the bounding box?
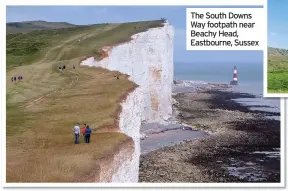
[81,21,174,182]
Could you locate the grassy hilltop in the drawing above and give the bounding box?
[6,20,164,182]
[7,20,77,34]
[267,47,288,93]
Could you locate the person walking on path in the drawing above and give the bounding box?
[81,124,87,142]
[73,123,80,144]
[84,126,92,143]
[11,77,14,83]
[13,77,16,82]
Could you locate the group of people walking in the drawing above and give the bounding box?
[72,123,92,144]
[11,76,23,83]
[59,65,66,72]
[58,64,76,72]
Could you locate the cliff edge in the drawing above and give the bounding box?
[6,20,173,183]
[81,21,174,124]
[80,21,174,182]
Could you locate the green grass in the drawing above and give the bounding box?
[7,20,164,69]
[267,47,288,93]
[6,25,98,69]
[6,20,77,34]
[268,72,288,92]
[6,19,164,182]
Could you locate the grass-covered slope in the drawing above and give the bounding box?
[6,20,77,34]
[6,20,164,182]
[267,47,288,93]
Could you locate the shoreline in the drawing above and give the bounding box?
[139,83,280,182]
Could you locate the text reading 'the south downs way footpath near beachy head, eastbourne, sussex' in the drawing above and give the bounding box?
[186,8,265,50]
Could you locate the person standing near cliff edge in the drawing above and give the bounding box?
[84,126,92,143]
[73,123,80,144]
[81,124,87,142]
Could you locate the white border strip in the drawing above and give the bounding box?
[3,0,285,188]
[265,93,288,98]
[280,98,285,185]
[1,2,7,190]
[3,0,266,6]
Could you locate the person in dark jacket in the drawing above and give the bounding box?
[84,126,92,143]
[11,77,14,83]
[14,77,16,82]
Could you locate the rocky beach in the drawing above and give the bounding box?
[139,83,281,182]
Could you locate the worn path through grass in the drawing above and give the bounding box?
[6,20,164,182]
[6,58,136,182]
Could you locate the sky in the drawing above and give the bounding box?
[6,1,287,63]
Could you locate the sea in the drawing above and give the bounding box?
[141,61,281,153]
[174,61,280,120]
[172,62,281,181]
[140,62,281,182]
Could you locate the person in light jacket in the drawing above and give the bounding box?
[72,123,80,144]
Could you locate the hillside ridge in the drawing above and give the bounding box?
[6,20,77,34]
[268,46,288,57]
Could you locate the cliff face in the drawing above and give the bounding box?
[81,22,174,182]
[112,87,143,182]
